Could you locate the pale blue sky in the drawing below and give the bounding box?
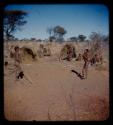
[5,4,109,40]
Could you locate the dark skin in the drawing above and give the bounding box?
[76,54,82,61]
[14,46,23,79]
[67,47,72,61]
[82,49,90,79]
[14,47,22,63]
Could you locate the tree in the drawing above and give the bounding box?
[4,10,27,40]
[89,32,105,56]
[104,35,109,43]
[30,38,36,41]
[47,27,53,37]
[47,27,55,42]
[78,35,86,42]
[89,32,101,42]
[90,32,109,43]
[53,25,67,42]
[101,35,109,43]
[69,37,78,42]
[49,36,56,42]
[14,38,19,41]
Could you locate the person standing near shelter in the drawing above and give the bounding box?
[14,46,23,80]
[67,46,72,61]
[10,45,15,58]
[81,49,90,79]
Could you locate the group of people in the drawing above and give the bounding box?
[5,45,102,80]
[66,47,103,79]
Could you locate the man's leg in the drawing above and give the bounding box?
[15,62,22,80]
[15,66,19,80]
[82,62,86,77]
[85,63,89,79]
[82,68,84,76]
[85,68,88,79]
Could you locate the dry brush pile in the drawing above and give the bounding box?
[89,40,109,71]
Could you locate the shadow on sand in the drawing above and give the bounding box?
[71,70,84,80]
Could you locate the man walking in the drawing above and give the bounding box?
[82,49,90,79]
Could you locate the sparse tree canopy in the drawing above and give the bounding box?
[49,36,56,42]
[47,27,55,42]
[103,35,109,43]
[89,32,108,42]
[47,27,53,37]
[89,32,101,42]
[47,25,67,42]
[89,32,109,43]
[69,37,78,42]
[78,35,86,42]
[53,26,67,42]
[4,10,27,40]
[30,38,36,41]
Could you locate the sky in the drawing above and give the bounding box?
[5,4,109,40]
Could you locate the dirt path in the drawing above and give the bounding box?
[4,56,109,121]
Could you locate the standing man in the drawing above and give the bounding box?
[82,49,90,79]
[10,45,15,58]
[14,46,23,80]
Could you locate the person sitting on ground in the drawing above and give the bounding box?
[90,54,97,65]
[43,48,47,56]
[76,53,82,61]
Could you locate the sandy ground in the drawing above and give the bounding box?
[4,42,109,121]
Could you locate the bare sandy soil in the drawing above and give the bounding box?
[4,41,109,121]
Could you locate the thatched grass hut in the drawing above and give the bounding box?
[20,46,37,63]
[89,42,103,65]
[59,43,76,61]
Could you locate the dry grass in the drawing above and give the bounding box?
[4,41,109,121]
[68,94,76,120]
[81,96,109,120]
[95,64,108,71]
